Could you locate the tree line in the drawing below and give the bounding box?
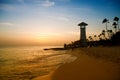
[88,17,120,47]
[64,17,120,48]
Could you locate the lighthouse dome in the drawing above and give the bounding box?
[78,22,88,26]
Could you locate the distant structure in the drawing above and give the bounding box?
[78,22,88,47]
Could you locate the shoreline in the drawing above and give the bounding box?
[43,48,66,50]
[33,47,120,80]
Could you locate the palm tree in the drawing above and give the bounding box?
[102,30,106,39]
[108,30,113,34]
[102,30,105,33]
[112,22,117,33]
[114,17,119,31]
[94,35,97,41]
[107,30,113,39]
[102,18,109,31]
[102,18,109,38]
[98,34,102,40]
[88,36,93,41]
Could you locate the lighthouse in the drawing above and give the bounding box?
[78,22,88,47]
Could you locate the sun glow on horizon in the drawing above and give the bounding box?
[0,0,120,46]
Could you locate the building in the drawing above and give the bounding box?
[78,22,88,47]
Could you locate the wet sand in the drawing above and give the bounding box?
[33,47,120,80]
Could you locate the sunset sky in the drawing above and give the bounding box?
[0,0,120,46]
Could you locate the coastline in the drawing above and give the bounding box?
[33,47,120,80]
[44,48,66,51]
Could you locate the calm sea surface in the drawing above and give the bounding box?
[0,46,76,80]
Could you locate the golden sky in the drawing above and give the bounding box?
[0,0,120,46]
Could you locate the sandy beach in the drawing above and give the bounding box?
[33,47,120,80]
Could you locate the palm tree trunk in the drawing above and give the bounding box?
[106,22,107,31]
[105,22,110,38]
[115,28,117,33]
[118,21,119,31]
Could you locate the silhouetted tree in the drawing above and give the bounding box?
[112,22,117,33]
[102,18,109,31]
[107,30,114,38]
[102,30,106,39]
[88,36,93,41]
[114,17,119,31]
[102,18,109,38]
[64,43,67,48]
[94,35,97,41]
[98,34,102,40]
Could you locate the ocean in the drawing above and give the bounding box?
[0,46,76,80]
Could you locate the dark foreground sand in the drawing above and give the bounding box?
[33,47,120,80]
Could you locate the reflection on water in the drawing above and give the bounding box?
[0,46,76,80]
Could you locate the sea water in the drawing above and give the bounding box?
[0,46,76,80]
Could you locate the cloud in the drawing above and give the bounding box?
[58,17,69,21]
[41,0,55,7]
[0,22,14,27]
